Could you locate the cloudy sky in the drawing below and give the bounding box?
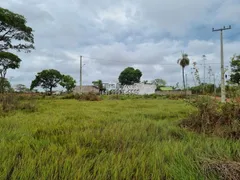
[2,0,240,89]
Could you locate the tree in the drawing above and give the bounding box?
[142,80,148,84]
[0,77,12,93]
[30,69,62,94]
[92,80,105,93]
[152,79,166,86]
[15,84,29,92]
[177,53,190,89]
[0,52,21,93]
[118,67,142,85]
[0,7,34,52]
[230,55,240,85]
[60,75,76,93]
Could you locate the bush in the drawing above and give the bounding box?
[78,92,101,101]
[181,96,240,139]
[166,94,186,100]
[0,94,38,113]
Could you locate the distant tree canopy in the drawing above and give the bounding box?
[0,7,34,52]
[152,79,166,87]
[230,55,240,85]
[30,69,77,94]
[92,80,105,93]
[152,79,167,91]
[15,84,29,92]
[30,69,62,94]
[177,53,190,90]
[118,67,142,85]
[60,75,76,93]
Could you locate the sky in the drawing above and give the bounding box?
[2,0,240,90]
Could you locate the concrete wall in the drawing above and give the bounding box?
[122,83,156,95]
[73,86,99,94]
[155,90,192,95]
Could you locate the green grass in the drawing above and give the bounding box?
[0,99,239,179]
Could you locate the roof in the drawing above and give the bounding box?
[160,86,173,91]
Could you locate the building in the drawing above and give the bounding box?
[73,85,99,94]
[102,83,121,91]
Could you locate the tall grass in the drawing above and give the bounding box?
[0,99,239,179]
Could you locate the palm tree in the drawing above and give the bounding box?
[177,53,190,90]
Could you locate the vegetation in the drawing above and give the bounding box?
[152,78,166,87]
[92,80,106,94]
[118,67,142,85]
[177,53,190,89]
[0,77,12,93]
[0,7,34,52]
[30,69,63,94]
[0,98,240,179]
[182,96,240,139]
[230,54,240,85]
[0,52,21,93]
[15,84,29,93]
[60,75,76,93]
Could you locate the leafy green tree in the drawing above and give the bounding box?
[60,75,76,93]
[15,84,29,92]
[0,7,34,52]
[0,77,12,93]
[177,53,190,89]
[152,79,166,86]
[92,80,105,93]
[142,80,148,84]
[0,52,21,93]
[30,69,62,94]
[230,55,240,85]
[118,67,142,85]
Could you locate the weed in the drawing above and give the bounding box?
[181,96,240,138]
[78,92,101,101]
[0,99,239,179]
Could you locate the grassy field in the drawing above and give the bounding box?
[0,99,240,179]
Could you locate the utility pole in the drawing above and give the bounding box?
[80,55,83,94]
[212,25,231,103]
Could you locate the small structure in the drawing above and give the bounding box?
[73,85,99,94]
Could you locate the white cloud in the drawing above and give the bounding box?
[2,0,240,90]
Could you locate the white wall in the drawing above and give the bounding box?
[122,83,156,95]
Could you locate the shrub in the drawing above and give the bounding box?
[0,94,38,113]
[78,92,101,101]
[1,94,19,112]
[181,96,240,139]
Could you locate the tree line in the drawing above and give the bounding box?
[2,7,240,95]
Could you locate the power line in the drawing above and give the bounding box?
[81,55,221,66]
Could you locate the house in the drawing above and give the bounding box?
[73,85,99,94]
